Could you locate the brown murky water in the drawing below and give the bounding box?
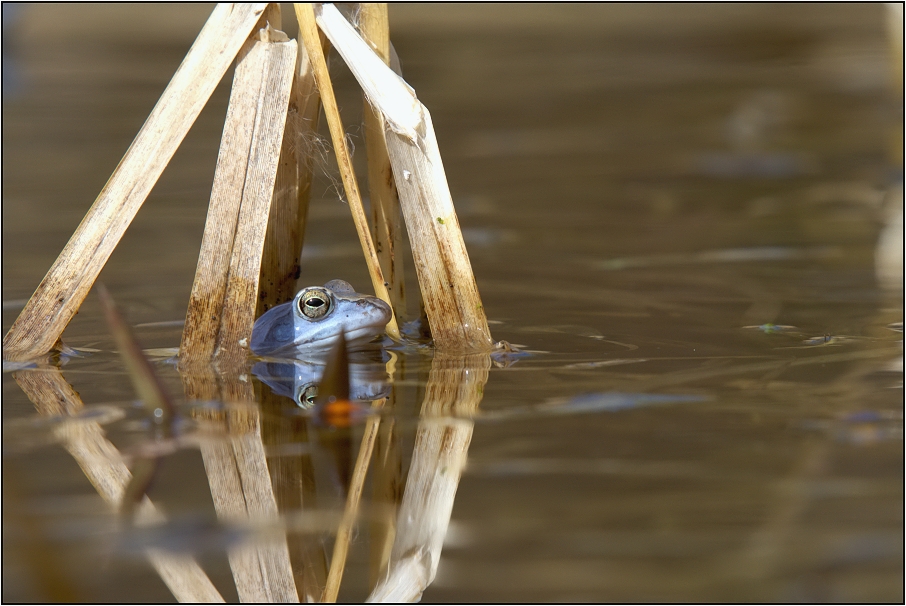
[3,4,903,603]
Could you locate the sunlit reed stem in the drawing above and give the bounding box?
[314,3,494,352]
[258,2,321,317]
[2,3,268,362]
[295,2,402,341]
[180,22,298,371]
[359,3,409,324]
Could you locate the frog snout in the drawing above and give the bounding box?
[357,297,392,327]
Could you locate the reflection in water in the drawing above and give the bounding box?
[252,349,391,408]
[4,331,490,600]
[115,514,247,557]
[876,184,904,292]
[484,391,705,419]
[368,353,489,602]
[694,151,817,179]
[2,405,126,454]
[5,309,902,601]
[594,246,840,270]
[10,366,225,602]
[742,323,799,334]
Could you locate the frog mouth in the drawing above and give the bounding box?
[329,299,393,347]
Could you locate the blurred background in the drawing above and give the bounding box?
[3,3,903,602]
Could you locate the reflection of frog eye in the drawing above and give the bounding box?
[298,288,332,320]
[297,384,318,408]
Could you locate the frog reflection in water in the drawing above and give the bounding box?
[253,354,391,409]
[250,279,392,356]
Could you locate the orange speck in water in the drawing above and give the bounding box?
[319,399,361,428]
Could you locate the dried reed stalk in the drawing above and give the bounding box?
[256,92,306,317]
[2,3,268,362]
[180,24,297,371]
[314,4,494,352]
[13,368,225,603]
[294,2,401,341]
[384,125,493,351]
[358,4,408,323]
[367,353,489,602]
[257,7,325,318]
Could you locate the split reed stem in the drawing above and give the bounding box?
[295,2,401,341]
[358,4,408,324]
[180,23,298,370]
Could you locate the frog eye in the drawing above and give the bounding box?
[297,384,318,408]
[298,288,332,320]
